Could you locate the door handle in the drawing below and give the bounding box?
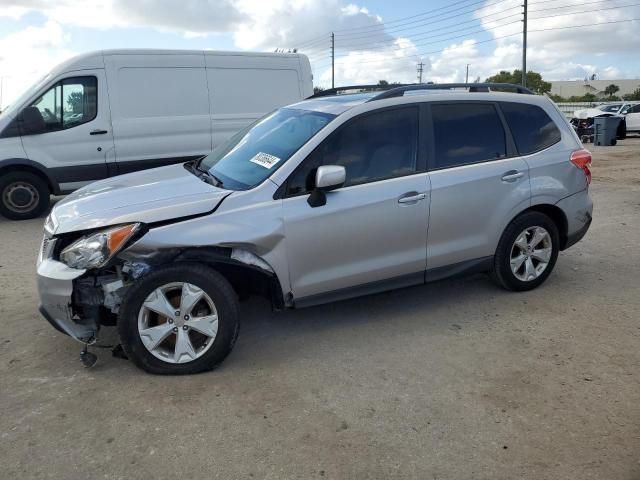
[501,171,524,182]
[398,193,427,204]
[90,129,108,135]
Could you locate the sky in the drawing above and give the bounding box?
[0,0,639,108]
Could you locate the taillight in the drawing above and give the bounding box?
[571,149,592,185]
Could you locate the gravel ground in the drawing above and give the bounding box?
[0,139,639,479]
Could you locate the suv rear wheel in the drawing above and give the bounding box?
[492,211,559,291]
[0,171,50,220]
[118,264,240,375]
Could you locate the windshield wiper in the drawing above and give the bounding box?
[184,160,224,188]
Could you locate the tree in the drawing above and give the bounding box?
[377,80,389,86]
[485,69,551,94]
[623,86,640,101]
[549,94,566,103]
[66,91,84,113]
[313,86,325,94]
[604,84,620,98]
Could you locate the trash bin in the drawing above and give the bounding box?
[593,117,619,146]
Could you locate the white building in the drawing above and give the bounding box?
[550,79,640,99]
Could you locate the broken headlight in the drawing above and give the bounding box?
[60,224,140,269]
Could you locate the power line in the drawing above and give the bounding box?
[334,19,523,57]
[333,0,511,34]
[333,18,523,53]
[328,16,639,65]
[332,1,640,58]
[292,0,513,50]
[335,1,518,39]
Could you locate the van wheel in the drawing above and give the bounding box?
[491,211,559,291]
[0,171,50,220]
[118,264,240,375]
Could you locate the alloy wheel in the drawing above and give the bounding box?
[137,282,219,364]
[510,226,553,282]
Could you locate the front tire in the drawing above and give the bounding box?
[0,171,50,220]
[491,211,559,291]
[118,264,240,375]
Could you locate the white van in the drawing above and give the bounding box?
[0,49,313,219]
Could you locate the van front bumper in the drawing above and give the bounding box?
[37,258,96,343]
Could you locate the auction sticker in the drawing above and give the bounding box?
[250,152,281,169]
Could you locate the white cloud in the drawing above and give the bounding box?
[0,20,74,109]
[0,0,638,106]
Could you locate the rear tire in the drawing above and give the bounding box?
[0,171,50,220]
[118,264,240,375]
[491,211,559,291]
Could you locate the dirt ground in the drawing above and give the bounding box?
[0,138,639,480]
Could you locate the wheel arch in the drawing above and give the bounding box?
[512,203,569,249]
[0,158,58,194]
[123,246,288,311]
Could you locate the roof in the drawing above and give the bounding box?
[288,85,548,116]
[288,93,377,115]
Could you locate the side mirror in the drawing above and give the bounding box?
[19,106,46,135]
[307,165,346,208]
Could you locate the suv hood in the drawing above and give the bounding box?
[50,164,231,234]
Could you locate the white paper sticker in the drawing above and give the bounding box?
[249,152,281,169]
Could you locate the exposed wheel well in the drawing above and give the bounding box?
[169,248,287,310]
[521,204,569,249]
[0,164,54,194]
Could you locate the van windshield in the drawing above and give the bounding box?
[200,108,336,190]
[0,73,52,120]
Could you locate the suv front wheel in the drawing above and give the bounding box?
[492,211,559,291]
[118,264,240,375]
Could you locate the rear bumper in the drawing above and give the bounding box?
[564,214,592,250]
[556,189,593,250]
[37,259,96,343]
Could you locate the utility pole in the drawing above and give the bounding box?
[465,64,470,83]
[522,0,528,88]
[331,32,335,89]
[417,62,424,84]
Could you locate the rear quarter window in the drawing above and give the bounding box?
[501,102,561,155]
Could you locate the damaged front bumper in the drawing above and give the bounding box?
[37,258,96,343]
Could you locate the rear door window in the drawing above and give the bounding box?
[500,102,561,155]
[431,103,507,169]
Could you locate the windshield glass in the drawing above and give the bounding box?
[0,73,52,120]
[200,108,336,190]
[598,104,622,113]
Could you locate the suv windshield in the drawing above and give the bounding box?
[200,108,336,190]
[597,104,622,113]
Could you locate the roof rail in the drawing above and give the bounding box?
[308,83,414,99]
[367,83,534,101]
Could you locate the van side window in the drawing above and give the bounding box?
[286,107,419,196]
[29,76,97,131]
[432,103,507,169]
[500,102,561,154]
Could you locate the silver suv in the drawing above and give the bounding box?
[37,83,593,374]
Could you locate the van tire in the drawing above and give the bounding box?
[0,171,50,220]
[491,211,559,291]
[118,264,240,375]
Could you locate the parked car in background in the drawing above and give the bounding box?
[570,101,640,141]
[0,49,313,220]
[37,83,593,374]
[625,104,640,134]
